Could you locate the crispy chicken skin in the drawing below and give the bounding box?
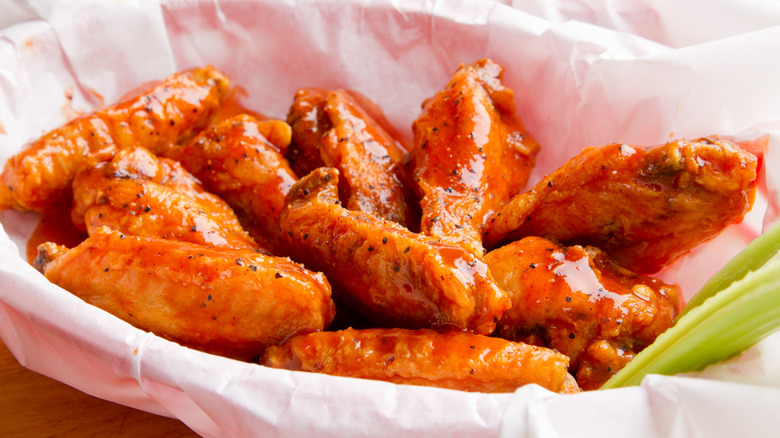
[279,167,510,335]
[162,114,297,253]
[260,327,579,394]
[34,227,335,361]
[485,137,758,273]
[287,88,418,229]
[0,66,229,212]
[485,236,681,390]
[71,147,260,251]
[410,59,540,256]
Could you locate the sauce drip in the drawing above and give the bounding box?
[26,201,87,264]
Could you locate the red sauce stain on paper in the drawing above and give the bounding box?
[83,84,105,108]
[60,85,85,121]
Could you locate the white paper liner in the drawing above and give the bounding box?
[2,1,780,436]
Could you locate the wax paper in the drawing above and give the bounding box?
[1,0,780,436]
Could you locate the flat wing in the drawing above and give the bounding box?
[485,236,681,390]
[35,227,334,361]
[0,66,229,212]
[287,88,418,229]
[261,327,578,394]
[279,167,510,335]
[162,114,297,253]
[485,137,758,273]
[410,59,540,256]
[72,147,260,251]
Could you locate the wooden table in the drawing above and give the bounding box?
[0,337,200,437]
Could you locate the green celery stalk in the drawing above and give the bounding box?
[602,223,780,389]
[678,222,780,319]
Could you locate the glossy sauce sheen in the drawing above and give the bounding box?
[485,236,681,390]
[261,328,579,394]
[162,114,298,254]
[71,147,260,251]
[411,59,540,256]
[279,167,510,335]
[287,88,418,230]
[0,66,230,212]
[485,137,758,273]
[7,61,758,396]
[36,227,335,361]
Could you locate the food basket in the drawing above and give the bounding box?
[1,0,780,436]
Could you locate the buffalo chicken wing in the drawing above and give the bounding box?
[71,147,260,251]
[485,137,758,273]
[279,167,510,335]
[261,327,579,394]
[287,88,418,229]
[410,59,540,256]
[1,66,229,212]
[162,114,298,253]
[485,236,681,389]
[34,227,335,361]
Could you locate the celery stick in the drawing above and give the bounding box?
[678,221,780,319]
[601,252,780,389]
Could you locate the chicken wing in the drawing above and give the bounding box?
[287,88,418,229]
[260,327,579,394]
[485,236,681,390]
[278,167,510,335]
[0,66,229,212]
[34,227,335,361]
[162,114,297,253]
[485,137,758,273]
[410,59,540,256]
[71,147,260,251]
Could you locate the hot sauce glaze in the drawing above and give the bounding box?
[343,89,412,152]
[410,59,540,256]
[71,147,261,252]
[287,88,418,229]
[35,227,335,361]
[485,236,680,390]
[279,167,510,335]
[1,66,230,213]
[5,61,761,395]
[26,200,87,264]
[261,327,579,394]
[485,137,758,273]
[162,115,297,255]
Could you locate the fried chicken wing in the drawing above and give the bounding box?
[410,59,540,256]
[485,236,680,390]
[162,114,297,253]
[34,227,335,361]
[71,147,260,251]
[484,137,758,273]
[0,66,229,212]
[287,88,418,229]
[260,327,579,394]
[278,167,510,335]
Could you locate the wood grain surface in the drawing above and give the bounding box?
[0,337,200,437]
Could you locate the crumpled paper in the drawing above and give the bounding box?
[1,0,780,436]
